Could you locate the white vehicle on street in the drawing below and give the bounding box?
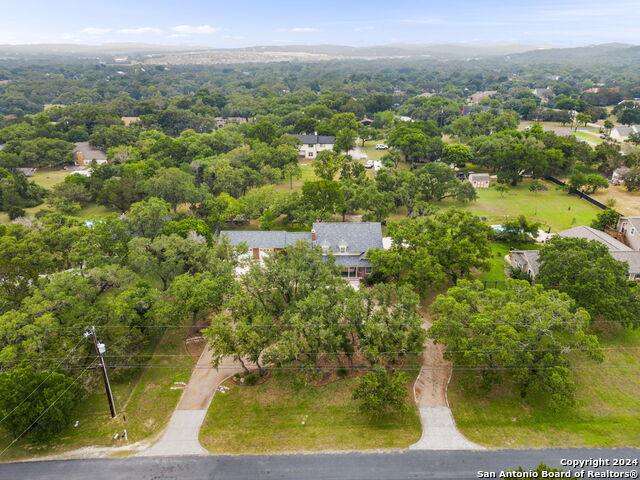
[375,144,389,150]
[365,160,374,168]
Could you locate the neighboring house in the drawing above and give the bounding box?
[121,116,141,127]
[509,225,640,280]
[468,90,497,103]
[359,118,373,126]
[532,87,553,102]
[610,125,640,142]
[294,134,335,159]
[468,173,490,188]
[74,142,107,166]
[417,91,436,98]
[221,222,384,280]
[616,216,640,251]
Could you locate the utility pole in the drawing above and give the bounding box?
[88,326,117,418]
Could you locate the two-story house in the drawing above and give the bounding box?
[221,222,383,280]
[294,134,335,159]
[616,216,640,251]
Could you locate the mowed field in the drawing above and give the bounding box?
[449,327,640,448]
[434,179,601,232]
[200,369,422,454]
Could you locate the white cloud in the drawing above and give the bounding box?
[118,27,162,34]
[168,34,188,39]
[353,26,375,32]
[171,25,218,35]
[81,27,111,35]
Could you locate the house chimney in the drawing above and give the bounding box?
[311,229,316,242]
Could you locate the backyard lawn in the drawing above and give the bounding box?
[0,326,195,461]
[449,327,640,448]
[30,169,70,189]
[439,179,601,232]
[200,369,421,454]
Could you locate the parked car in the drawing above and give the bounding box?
[375,144,389,150]
[365,160,374,168]
[360,152,368,159]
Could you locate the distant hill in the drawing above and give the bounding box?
[504,43,640,65]
[0,42,638,66]
[244,43,553,59]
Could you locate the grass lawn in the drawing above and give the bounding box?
[591,185,640,216]
[437,179,601,232]
[478,242,539,283]
[574,131,604,145]
[30,169,70,189]
[274,161,318,192]
[449,327,640,448]
[0,327,195,461]
[200,369,422,454]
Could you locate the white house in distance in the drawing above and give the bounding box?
[610,125,640,142]
[294,134,335,159]
[468,173,491,188]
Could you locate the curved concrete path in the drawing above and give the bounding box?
[410,313,483,450]
[139,347,242,456]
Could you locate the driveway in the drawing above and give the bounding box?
[138,347,242,456]
[410,312,483,450]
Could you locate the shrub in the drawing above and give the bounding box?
[336,366,349,378]
[244,373,260,386]
[353,369,409,417]
[7,206,25,220]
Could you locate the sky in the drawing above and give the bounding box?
[0,0,638,48]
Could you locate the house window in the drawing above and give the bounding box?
[307,152,314,158]
[308,144,314,148]
[339,246,346,253]
[365,267,372,274]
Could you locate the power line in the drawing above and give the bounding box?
[21,344,640,362]
[0,336,89,427]
[0,366,91,458]
[52,364,640,372]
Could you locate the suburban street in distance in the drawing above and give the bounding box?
[1,449,639,480]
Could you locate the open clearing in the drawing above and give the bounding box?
[200,369,421,454]
[433,179,600,232]
[449,327,640,448]
[0,327,195,461]
[591,185,640,216]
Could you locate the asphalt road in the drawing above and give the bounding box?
[1,449,639,480]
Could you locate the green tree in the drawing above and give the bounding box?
[127,234,207,290]
[623,166,640,192]
[494,183,510,197]
[143,167,206,212]
[352,369,409,417]
[537,237,640,328]
[126,197,172,238]
[429,280,602,408]
[590,209,621,231]
[441,143,473,168]
[313,150,346,180]
[0,367,80,441]
[368,209,492,290]
[333,128,357,154]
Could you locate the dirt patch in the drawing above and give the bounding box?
[414,306,451,407]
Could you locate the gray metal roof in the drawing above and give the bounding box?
[295,134,335,145]
[312,222,383,254]
[558,226,632,251]
[221,230,311,249]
